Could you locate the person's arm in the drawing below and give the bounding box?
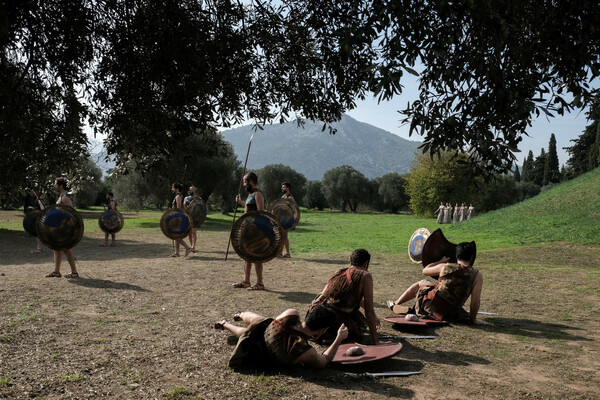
[255,191,265,211]
[175,194,183,208]
[360,273,380,344]
[288,194,296,204]
[469,272,487,324]
[294,324,349,368]
[422,257,449,277]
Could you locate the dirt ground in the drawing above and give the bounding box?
[1,210,599,399]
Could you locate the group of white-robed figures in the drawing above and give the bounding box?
[435,202,474,224]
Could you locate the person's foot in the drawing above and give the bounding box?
[45,271,61,278]
[64,272,79,278]
[232,281,250,288]
[31,248,42,253]
[282,254,291,258]
[214,319,227,330]
[247,283,265,291]
[184,247,192,257]
[386,300,396,310]
[170,253,180,258]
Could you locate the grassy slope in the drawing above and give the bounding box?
[447,167,600,249]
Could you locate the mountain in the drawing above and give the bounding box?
[88,139,116,177]
[220,114,422,180]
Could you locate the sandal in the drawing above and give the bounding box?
[214,319,227,330]
[232,281,250,288]
[170,254,180,258]
[45,271,61,278]
[31,248,42,253]
[64,272,79,278]
[282,254,291,258]
[184,247,192,257]
[387,300,396,310]
[247,284,265,291]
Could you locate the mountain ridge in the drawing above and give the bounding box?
[221,114,422,180]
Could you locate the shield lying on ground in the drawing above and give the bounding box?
[98,210,124,234]
[331,342,403,365]
[230,211,284,263]
[160,208,192,240]
[384,316,449,326]
[37,204,84,251]
[23,209,43,237]
[408,227,430,263]
[187,197,207,228]
[267,198,300,231]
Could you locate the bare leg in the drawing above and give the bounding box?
[235,311,266,327]
[254,262,263,286]
[101,233,109,246]
[244,260,252,284]
[391,281,424,305]
[283,231,290,257]
[52,250,62,274]
[110,233,116,245]
[64,250,78,275]
[215,319,247,337]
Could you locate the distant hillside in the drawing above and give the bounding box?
[221,114,422,180]
[450,168,600,248]
[89,139,115,177]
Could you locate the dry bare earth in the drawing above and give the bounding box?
[1,210,599,399]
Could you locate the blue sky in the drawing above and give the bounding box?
[347,82,594,169]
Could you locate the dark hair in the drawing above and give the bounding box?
[456,242,476,264]
[245,172,258,185]
[172,182,183,192]
[350,248,371,267]
[282,182,291,189]
[55,177,69,190]
[305,305,336,331]
[107,192,113,198]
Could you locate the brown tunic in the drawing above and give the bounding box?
[263,315,312,366]
[310,267,368,341]
[415,263,479,321]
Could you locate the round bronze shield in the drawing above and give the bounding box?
[267,198,300,231]
[187,197,207,228]
[23,209,43,237]
[408,228,430,263]
[37,204,84,251]
[230,211,284,263]
[98,210,124,234]
[160,208,192,240]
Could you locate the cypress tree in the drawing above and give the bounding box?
[533,148,547,186]
[543,133,560,185]
[521,151,535,182]
[514,165,521,182]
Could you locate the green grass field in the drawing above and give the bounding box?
[1,169,599,399]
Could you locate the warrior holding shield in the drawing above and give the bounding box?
[100,192,118,247]
[183,185,198,253]
[233,172,267,291]
[170,183,193,257]
[277,182,295,258]
[45,178,79,278]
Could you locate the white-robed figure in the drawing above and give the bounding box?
[434,202,444,224]
[467,204,475,220]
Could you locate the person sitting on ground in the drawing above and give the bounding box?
[386,241,487,324]
[308,248,380,344]
[214,305,348,370]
